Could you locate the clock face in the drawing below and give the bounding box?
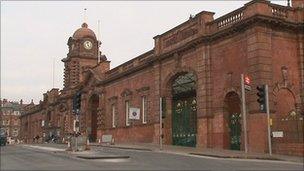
[83,40,93,50]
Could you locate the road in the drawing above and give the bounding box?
[1,144,303,170]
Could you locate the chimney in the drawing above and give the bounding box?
[292,0,304,8]
[20,99,23,105]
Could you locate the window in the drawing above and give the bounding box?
[112,104,116,128]
[162,97,166,118]
[125,101,130,126]
[142,96,147,124]
[13,111,20,115]
[13,128,18,137]
[3,120,9,126]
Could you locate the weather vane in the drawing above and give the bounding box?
[84,8,87,23]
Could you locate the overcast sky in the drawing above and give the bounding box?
[1,1,287,104]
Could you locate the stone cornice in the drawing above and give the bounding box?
[159,14,303,60]
[94,14,302,87]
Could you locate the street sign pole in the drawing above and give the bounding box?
[241,74,248,153]
[159,97,163,151]
[265,85,272,155]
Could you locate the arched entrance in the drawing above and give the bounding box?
[88,94,99,142]
[224,92,241,150]
[171,72,197,147]
[272,89,303,147]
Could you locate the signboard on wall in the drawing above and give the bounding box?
[272,131,284,138]
[129,107,140,120]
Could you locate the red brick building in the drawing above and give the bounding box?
[20,0,303,156]
[0,99,26,143]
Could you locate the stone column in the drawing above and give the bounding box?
[153,62,161,144]
[197,44,213,148]
[297,34,304,113]
[246,26,273,153]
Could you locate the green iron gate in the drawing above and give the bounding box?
[172,97,197,147]
[171,72,197,147]
[229,113,241,150]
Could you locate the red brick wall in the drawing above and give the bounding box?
[94,67,157,143]
[273,143,304,156]
[98,124,155,143]
[209,32,248,149]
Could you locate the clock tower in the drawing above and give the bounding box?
[62,22,105,89]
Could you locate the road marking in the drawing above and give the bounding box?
[22,145,65,152]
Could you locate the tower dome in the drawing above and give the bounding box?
[72,23,96,39]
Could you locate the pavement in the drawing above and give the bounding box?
[1,144,303,170]
[90,142,304,163]
[22,143,131,160]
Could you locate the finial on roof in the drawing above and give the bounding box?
[81,22,88,28]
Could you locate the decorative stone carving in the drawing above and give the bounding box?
[108,96,118,103]
[136,86,150,93]
[273,66,294,94]
[121,89,132,97]
[163,24,198,48]
[226,72,233,87]
[58,102,67,112]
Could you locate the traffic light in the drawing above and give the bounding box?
[73,91,82,114]
[256,85,266,113]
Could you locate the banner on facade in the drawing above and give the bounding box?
[129,107,140,120]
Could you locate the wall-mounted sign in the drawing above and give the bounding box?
[272,131,284,138]
[129,107,140,120]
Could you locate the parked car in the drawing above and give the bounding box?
[0,128,7,146]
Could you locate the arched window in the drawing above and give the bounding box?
[172,73,196,97]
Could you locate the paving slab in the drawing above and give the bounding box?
[76,155,130,159]
[91,143,152,151]
[90,142,304,163]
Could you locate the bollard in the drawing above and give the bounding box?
[66,141,72,151]
[85,138,91,151]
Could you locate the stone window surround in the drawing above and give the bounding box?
[111,104,116,128]
[137,86,150,124]
[121,89,133,127]
[141,96,147,124]
[108,96,118,128]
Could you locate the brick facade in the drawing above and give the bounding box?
[0,99,25,143]
[20,0,303,156]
